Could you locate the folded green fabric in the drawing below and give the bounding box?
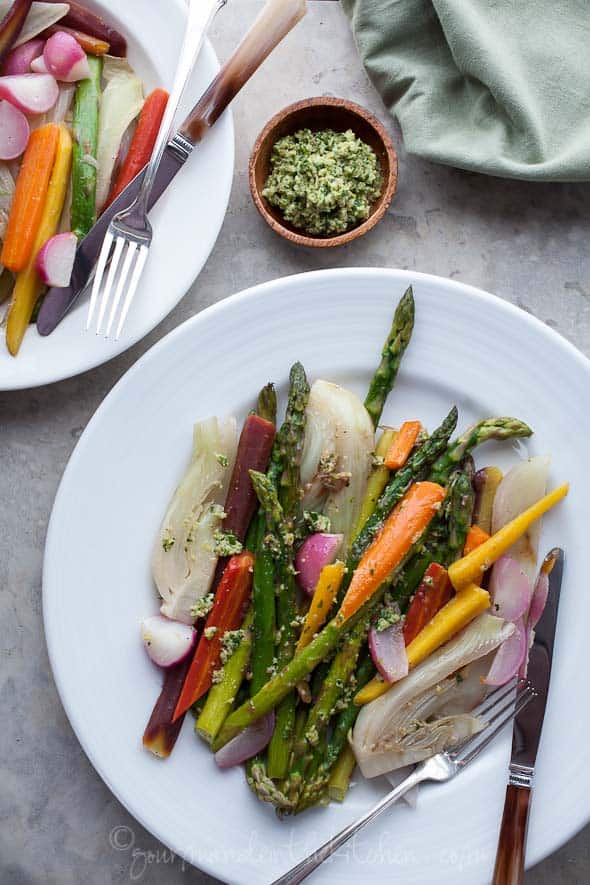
[342,0,590,180]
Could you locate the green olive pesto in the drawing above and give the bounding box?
[262,128,383,236]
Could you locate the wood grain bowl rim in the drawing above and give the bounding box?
[249,96,398,248]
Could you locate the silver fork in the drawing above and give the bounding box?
[86,0,226,339]
[271,679,537,885]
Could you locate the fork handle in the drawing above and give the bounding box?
[492,784,531,885]
[180,0,307,143]
[135,0,225,215]
[270,766,426,885]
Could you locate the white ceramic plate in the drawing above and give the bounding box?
[43,269,590,884]
[0,0,233,391]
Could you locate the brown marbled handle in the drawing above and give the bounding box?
[492,784,531,885]
[180,0,307,144]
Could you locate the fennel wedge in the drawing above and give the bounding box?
[152,416,237,625]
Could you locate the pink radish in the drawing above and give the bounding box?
[369,618,408,683]
[0,74,58,115]
[31,55,49,74]
[35,233,77,287]
[0,100,29,159]
[43,31,90,82]
[295,532,343,595]
[2,39,45,76]
[141,615,197,668]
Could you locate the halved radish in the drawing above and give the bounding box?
[0,99,29,159]
[0,74,58,114]
[35,232,77,287]
[30,55,49,74]
[141,615,197,668]
[2,39,45,76]
[43,31,90,83]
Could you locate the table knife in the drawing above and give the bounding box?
[37,0,307,336]
[491,547,564,885]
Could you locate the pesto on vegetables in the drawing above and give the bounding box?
[262,128,383,236]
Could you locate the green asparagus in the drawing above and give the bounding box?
[429,417,532,485]
[364,287,415,428]
[196,610,254,744]
[257,382,277,425]
[71,56,102,240]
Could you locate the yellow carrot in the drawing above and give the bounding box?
[405,584,490,667]
[355,584,491,705]
[1,124,60,272]
[449,483,569,591]
[296,562,345,652]
[352,427,396,538]
[6,124,73,356]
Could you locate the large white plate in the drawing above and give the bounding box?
[0,0,233,391]
[43,269,590,884]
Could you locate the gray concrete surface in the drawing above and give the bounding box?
[1,2,589,883]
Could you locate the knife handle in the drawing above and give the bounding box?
[179,0,306,143]
[492,784,531,885]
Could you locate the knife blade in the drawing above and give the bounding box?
[37,0,308,336]
[37,146,187,335]
[491,547,564,885]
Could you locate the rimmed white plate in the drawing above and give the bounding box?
[0,0,233,391]
[43,269,590,884]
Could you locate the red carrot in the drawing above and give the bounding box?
[104,89,169,209]
[173,553,254,720]
[402,563,452,646]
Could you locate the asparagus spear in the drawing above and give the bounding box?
[71,55,102,240]
[364,286,415,428]
[196,610,254,744]
[287,624,364,805]
[297,652,375,810]
[257,382,277,425]
[429,417,532,485]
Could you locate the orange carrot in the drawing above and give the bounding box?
[104,88,169,209]
[44,24,110,55]
[173,552,254,720]
[1,124,59,272]
[384,421,422,470]
[463,525,490,556]
[339,481,445,622]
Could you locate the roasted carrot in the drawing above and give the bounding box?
[173,552,254,720]
[104,88,169,208]
[6,124,72,355]
[44,23,110,55]
[463,525,490,556]
[449,484,569,590]
[1,124,59,272]
[384,420,422,470]
[142,652,194,757]
[402,563,452,646]
[339,481,446,622]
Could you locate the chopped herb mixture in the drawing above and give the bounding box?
[212,530,243,557]
[262,128,383,236]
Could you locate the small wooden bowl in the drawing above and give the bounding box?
[249,97,398,248]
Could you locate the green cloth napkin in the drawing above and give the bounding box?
[342,0,590,180]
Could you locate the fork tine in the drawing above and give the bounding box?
[86,231,114,330]
[95,236,126,335]
[104,241,137,338]
[472,680,519,719]
[456,686,536,767]
[114,245,149,339]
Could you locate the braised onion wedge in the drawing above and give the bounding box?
[352,613,514,777]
